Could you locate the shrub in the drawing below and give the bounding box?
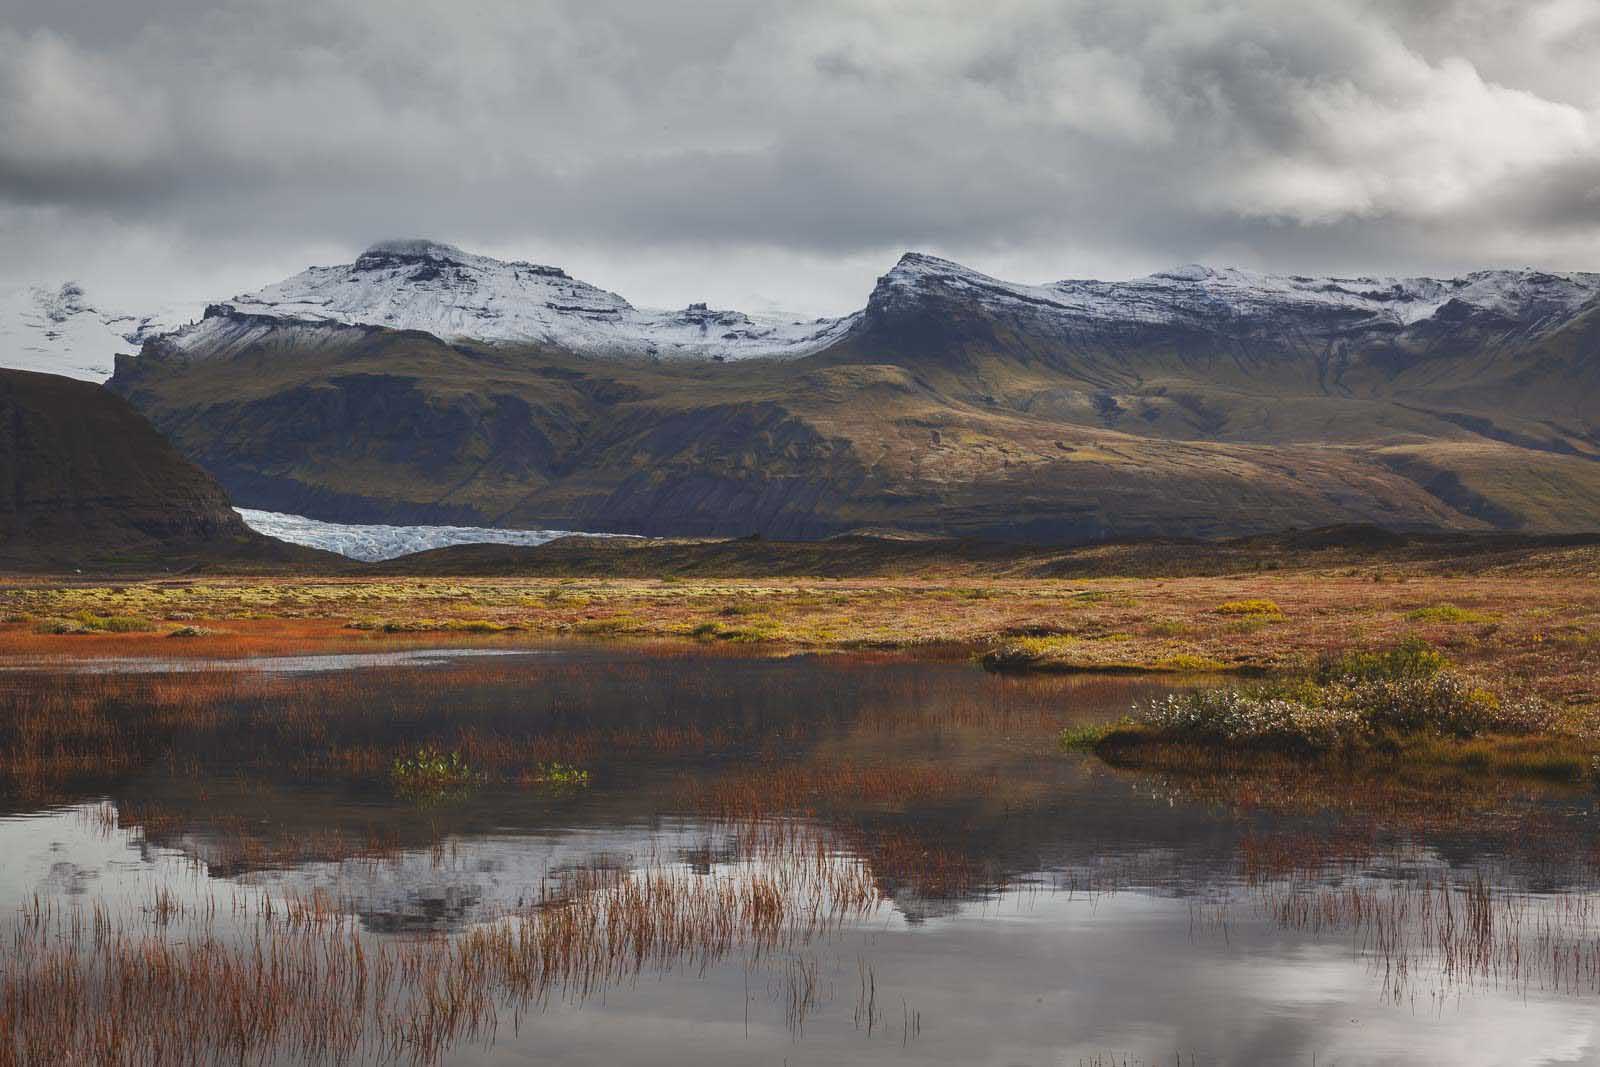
[1142,687,1364,751]
[1214,599,1283,617]
[445,619,509,633]
[1313,636,1445,685]
[34,618,87,635]
[167,626,216,638]
[100,615,156,633]
[1145,619,1192,637]
[1155,653,1228,672]
[1343,673,1503,738]
[1128,638,1558,754]
[1405,603,1494,624]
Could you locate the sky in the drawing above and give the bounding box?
[3,0,1600,317]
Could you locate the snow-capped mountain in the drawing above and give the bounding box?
[0,282,193,382]
[867,253,1600,335]
[111,241,1600,544]
[158,239,857,362]
[28,242,1600,380]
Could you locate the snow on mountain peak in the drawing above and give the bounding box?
[14,245,1600,383]
[869,253,1600,332]
[164,241,856,362]
[0,281,193,382]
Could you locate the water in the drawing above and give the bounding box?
[3,647,1598,1064]
[0,646,548,675]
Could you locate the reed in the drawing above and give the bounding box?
[0,821,881,1066]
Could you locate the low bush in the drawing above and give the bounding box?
[167,625,216,638]
[100,615,157,633]
[1312,636,1446,685]
[1214,599,1284,617]
[1405,603,1495,624]
[1111,639,1559,755]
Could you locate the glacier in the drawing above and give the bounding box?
[236,508,619,562]
[0,282,195,382]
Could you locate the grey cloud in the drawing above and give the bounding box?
[2,0,1598,314]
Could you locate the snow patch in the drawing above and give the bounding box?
[236,508,622,562]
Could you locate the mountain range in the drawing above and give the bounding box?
[75,240,1600,540]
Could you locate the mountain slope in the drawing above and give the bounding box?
[0,369,325,569]
[108,247,1600,540]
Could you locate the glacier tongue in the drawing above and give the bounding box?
[236,508,626,562]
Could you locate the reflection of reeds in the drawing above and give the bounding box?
[1205,833,1600,1003]
[0,821,881,1066]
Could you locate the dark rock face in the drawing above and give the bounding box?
[0,369,295,568]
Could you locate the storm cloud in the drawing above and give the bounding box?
[3,0,1599,314]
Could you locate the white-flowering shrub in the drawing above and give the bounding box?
[1137,669,1555,751]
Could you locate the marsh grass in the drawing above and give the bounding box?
[2,571,1595,709]
[0,820,882,1066]
[518,762,591,788]
[1214,836,1600,1002]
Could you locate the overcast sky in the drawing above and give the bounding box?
[3,0,1599,316]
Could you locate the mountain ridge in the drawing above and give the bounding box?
[153,239,857,363]
[89,241,1600,541]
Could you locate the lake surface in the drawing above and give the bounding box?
[2,646,1598,1064]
